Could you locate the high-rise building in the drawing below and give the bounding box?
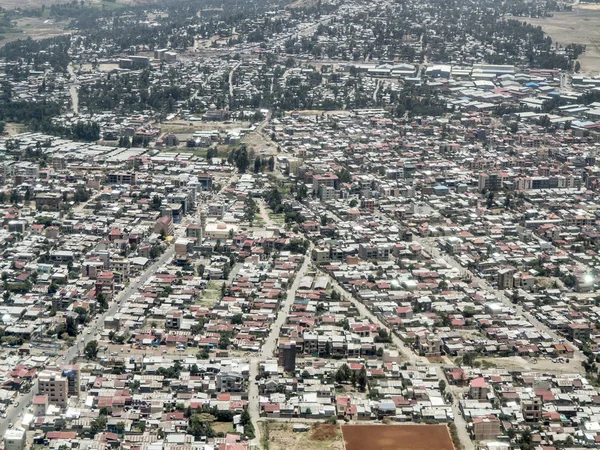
[61,365,81,397]
[279,341,297,372]
[38,369,69,406]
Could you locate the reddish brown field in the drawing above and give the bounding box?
[342,424,455,450]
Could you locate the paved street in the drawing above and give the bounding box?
[0,244,175,436]
[247,242,314,448]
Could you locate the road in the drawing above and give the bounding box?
[372,79,381,102]
[319,268,476,450]
[67,63,79,114]
[414,237,583,373]
[247,242,314,448]
[1,169,241,434]
[319,269,420,366]
[0,246,175,436]
[229,61,241,98]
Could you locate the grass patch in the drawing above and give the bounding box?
[213,421,235,434]
[207,280,222,291]
[202,290,221,300]
[270,213,285,225]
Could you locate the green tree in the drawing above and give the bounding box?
[188,413,216,439]
[439,380,447,394]
[115,421,125,434]
[90,415,107,435]
[218,332,232,349]
[96,292,108,310]
[84,340,99,359]
[231,314,244,325]
[65,316,77,336]
[357,366,367,392]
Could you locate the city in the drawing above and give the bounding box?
[0,0,600,449]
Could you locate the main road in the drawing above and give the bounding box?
[414,236,583,373]
[0,245,175,436]
[247,242,314,448]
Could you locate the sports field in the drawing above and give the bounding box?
[342,424,455,450]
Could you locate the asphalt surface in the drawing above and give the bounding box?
[247,242,314,447]
[0,246,175,436]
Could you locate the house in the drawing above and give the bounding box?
[469,377,489,400]
[472,416,501,440]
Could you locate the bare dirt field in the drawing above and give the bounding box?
[479,355,582,374]
[266,422,344,450]
[527,5,600,75]
[342,424,454,450]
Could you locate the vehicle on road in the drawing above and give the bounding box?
[8,423,13,428]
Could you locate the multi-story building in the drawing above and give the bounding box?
[469,377,489,400]
[278,341,297,372]
[35,193,63,211]
[38,369,69,407]
[522,399,542,422]
[471,416,502,440]
[313,173,339,193]
[4,429,26,450]
[61,365,81,397]
[107,172,136,185]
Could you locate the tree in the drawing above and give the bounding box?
[218,332,232,349]
[231,314,244,325]
[335,363,352,383]
[375,328,392,343]
[84,340,99,359]
[90,415,107,435]
[96,292,108,310]
[235,147,249,173]
[115,421,125,434]
[519,429,533,450]
[240,408,255,438]
[486,191,495,209]
[357,366,367,391]
[439,380,447,394]
[188,413,216,439]
[65,316,77,337]
[151,195,162,211]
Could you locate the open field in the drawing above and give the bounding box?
[0,16,69,44]
[266,422,344,450]
[342,424,454,450]
[212,421,235,435]
[527,5,600,74]
[478,355,582,374]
